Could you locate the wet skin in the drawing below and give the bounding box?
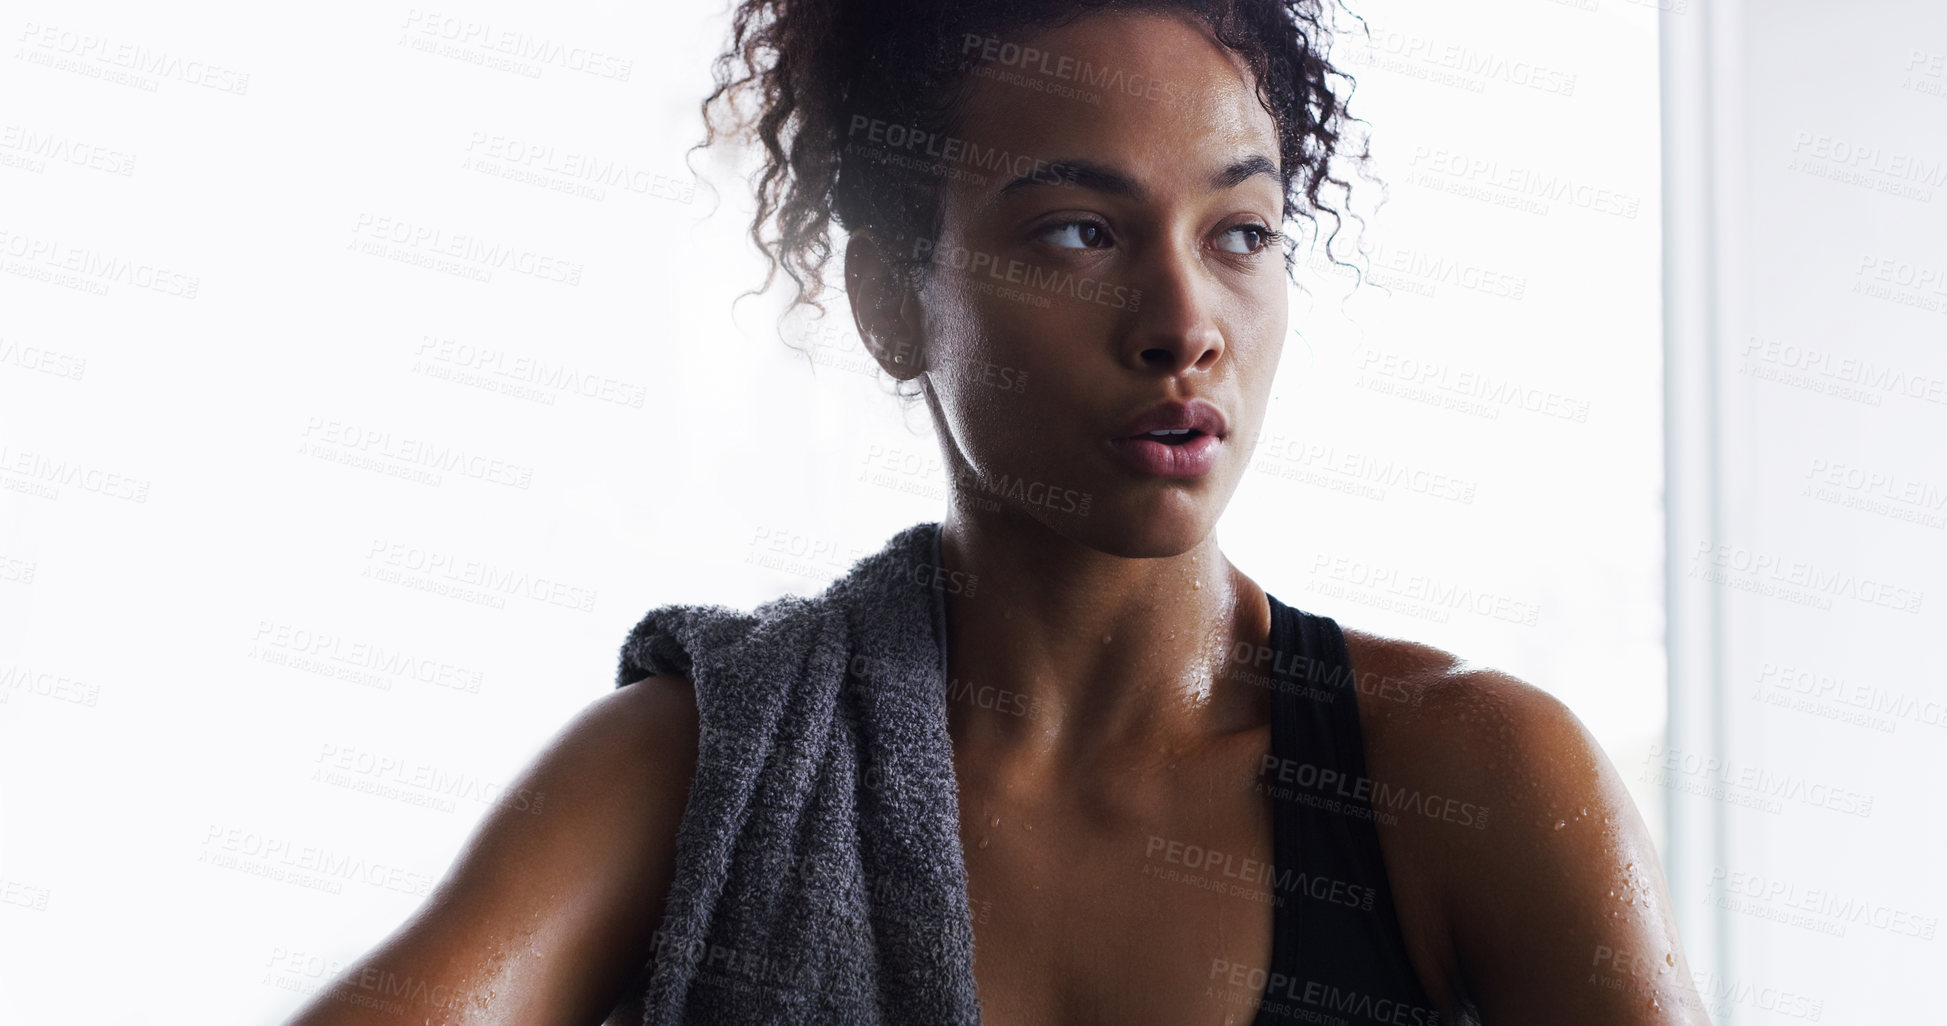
[280,10,1709,1026]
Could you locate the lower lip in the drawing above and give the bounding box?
[1108,434,1222,477]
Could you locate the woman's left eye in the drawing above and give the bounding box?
[1216,223,1276,255]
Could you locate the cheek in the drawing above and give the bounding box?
[920,275,1012,402]
[921,286,1110,476]
[918,279,1031,444]
[926,271,1101,402]
[1231,279,1287,368]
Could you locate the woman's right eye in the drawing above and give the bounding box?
[1037,220,1112,250]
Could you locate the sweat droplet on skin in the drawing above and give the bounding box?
[1554,820,1566,830]
[978,836,990,849]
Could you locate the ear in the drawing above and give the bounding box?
[844,230,924,380]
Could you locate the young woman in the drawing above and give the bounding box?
[283,2,1707,1024]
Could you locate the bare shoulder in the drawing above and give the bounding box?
[1337,627,1707,1025]
[1340,626,1593,782]
[281,673,699,1026]
[594,671,701,770]
[1339,624,1626,870]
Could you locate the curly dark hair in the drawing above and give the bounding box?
[697,0,1373,391]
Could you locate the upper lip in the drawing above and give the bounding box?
[1113,398,1229,439]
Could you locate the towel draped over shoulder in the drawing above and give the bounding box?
[612,520,983,1025]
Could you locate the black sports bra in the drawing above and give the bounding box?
[1247,592,1445,1026]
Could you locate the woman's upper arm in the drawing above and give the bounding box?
[281,673,701,1026]
[1371,669,1711,1026]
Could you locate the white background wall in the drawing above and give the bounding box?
[0,1,1925,1023]
[1662,1,1947,1022]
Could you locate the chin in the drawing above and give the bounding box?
[1057,497,1216,559]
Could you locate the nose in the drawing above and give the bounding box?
[1119,244,1226,375]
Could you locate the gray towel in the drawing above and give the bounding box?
[613,520,982,1025]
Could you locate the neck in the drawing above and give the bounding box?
[935,507,1271,769]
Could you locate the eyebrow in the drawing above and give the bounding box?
[1211,154,1280,191]
[992,154,1281,201]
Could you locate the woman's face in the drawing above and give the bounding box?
[909,10,1290,558]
